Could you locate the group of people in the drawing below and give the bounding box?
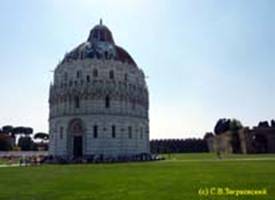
[0,155,46,166]
[19,155,46,166]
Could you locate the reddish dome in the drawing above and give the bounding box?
[62,19,137,67]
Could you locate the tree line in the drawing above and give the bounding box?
[0,125,49,151]
[150,138,208,154]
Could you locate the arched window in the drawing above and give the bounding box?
[104,51,108,59]
[74,96,80,108]
[132,101,136,110]
[87,51,94,58]
[93,125,98,138]
[109,70,114,79]
[64,72,68,81]
[112,125,116,138]
[60,127,64,139]
[86,75,90,82]
[105,95,110,108]
[76,70,81,78]
[124,73,128,81]
[128,126,132,139]
[96,52,101,59]
[93,69,98,77]
[140,127,143,139]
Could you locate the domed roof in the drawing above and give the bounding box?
[87,19,115,44]
[61,19,137,66]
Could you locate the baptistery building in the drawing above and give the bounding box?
[48,20,150,159]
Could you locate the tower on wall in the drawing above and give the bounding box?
[48,20,150,160]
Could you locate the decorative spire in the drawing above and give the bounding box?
[100,18,103,25]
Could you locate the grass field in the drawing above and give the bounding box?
[0,153,274,200]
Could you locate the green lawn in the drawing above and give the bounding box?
[0,153,274,200]
[162,152,275,160]
[0,158,19,165]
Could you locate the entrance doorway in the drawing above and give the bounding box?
[68,118,84,158]
[73,136,83,157]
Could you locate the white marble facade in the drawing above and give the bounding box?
[49,21,150,158]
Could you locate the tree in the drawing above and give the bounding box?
[2,125,13,135]
[0,126,35,149]
[214,118,243,135]
[11,126,24,145]
[213,118,243,153]
[229,119,243,153]
[18,136,34,151]
[2,125,16,147]
[12,126,24,136]
[34,132,49,142]
[0,130,12,151]
[24,127,33,136]
[271,120,275,128]
[33,132,49,151]
[203,132,214,140]
[229,119,243,132]
[214,118,230,135]
[12,127,23,137]
[258,121,269,128]
[0,135,12,151]
[150,138,208,154]
[12,126,33,142]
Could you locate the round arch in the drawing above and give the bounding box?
[67,118,85,158]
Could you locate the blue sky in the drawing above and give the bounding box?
[0,0,274,139]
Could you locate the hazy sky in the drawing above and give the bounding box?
[0,0,274,139]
